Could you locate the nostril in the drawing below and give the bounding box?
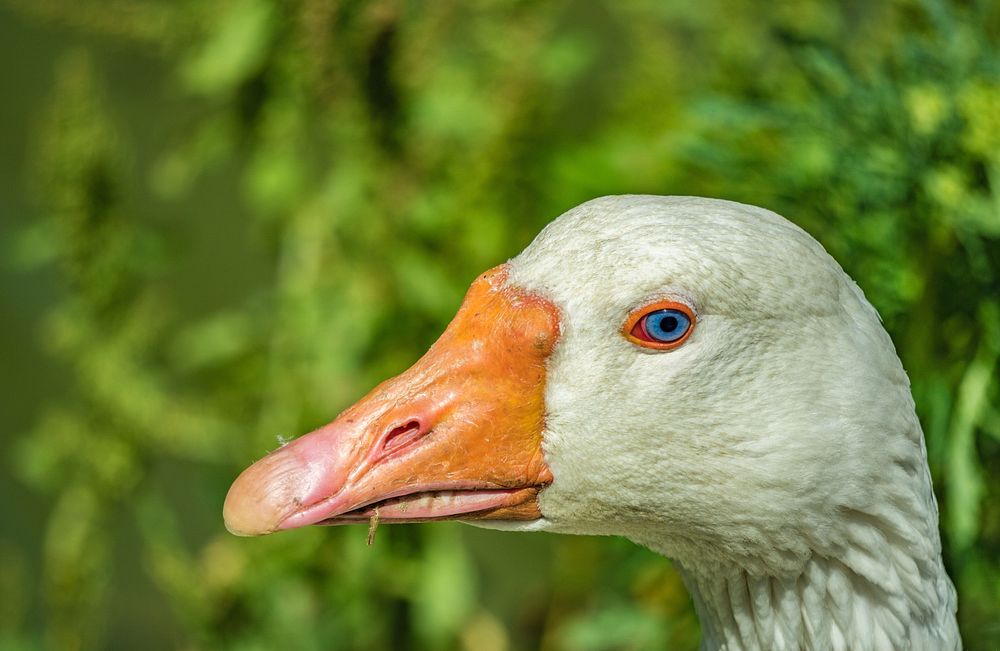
[381,420,426,456]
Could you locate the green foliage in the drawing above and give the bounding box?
[1,0,997,649]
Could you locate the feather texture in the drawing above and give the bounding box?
[486,195,961,650]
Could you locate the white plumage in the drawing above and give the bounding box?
[487,195,960,650]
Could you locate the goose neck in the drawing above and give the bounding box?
[673,551,959,651]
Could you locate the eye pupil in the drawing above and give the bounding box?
[641,308,690,343]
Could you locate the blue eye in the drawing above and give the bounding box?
[625,303,695,348]
[642,309,690,342]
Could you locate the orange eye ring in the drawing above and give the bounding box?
[622,300,696,350]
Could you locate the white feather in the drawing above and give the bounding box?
[487,196,960,650]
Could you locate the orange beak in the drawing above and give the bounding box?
[223,266,559,536]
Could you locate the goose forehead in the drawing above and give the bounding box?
[508,195,842,319]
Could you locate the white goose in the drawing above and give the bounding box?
[224,195,960,650]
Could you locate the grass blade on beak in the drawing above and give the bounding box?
[367,508,380,546]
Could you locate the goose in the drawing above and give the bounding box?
[223,195,960,650]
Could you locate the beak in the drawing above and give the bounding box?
[223,266,559,536]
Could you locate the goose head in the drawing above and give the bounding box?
[224,196,958,648]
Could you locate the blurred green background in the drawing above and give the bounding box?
[1,0,998,649]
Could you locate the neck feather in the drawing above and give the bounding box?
[672,527,960,651]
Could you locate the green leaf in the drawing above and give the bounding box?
[946,344,995,552]
[181,0,275,94]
